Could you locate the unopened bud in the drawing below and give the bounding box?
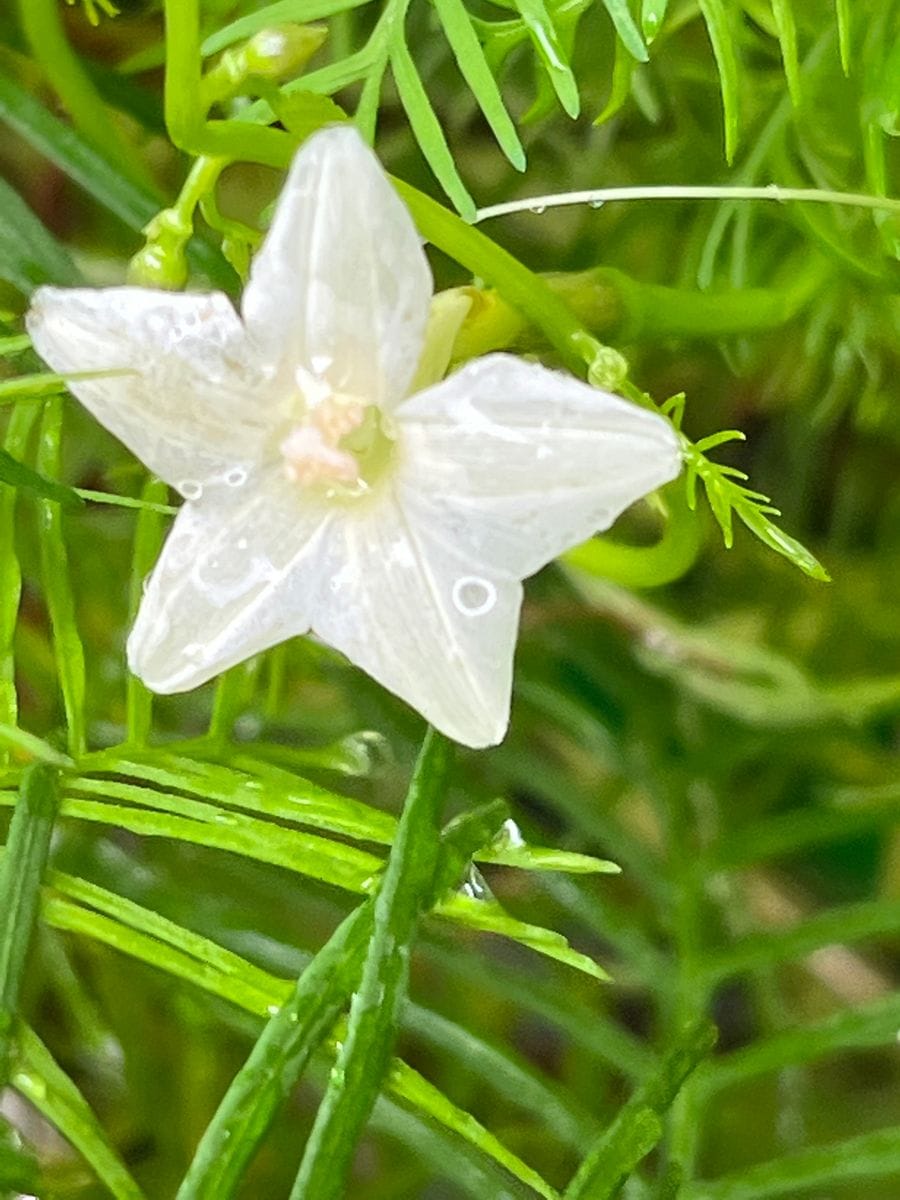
[127,242,187,290]
[587,344,629,393]
[244,24,327,78]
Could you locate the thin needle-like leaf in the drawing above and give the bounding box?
[512,0,581,117]
[175,900,373,1200]
[37,398,88,758]
[290,729,454,1200]
[641,0,669,43]
[0,176,82,295]
[200,0,372,56]
[0,73,231,286]
[600,0,649,62]
[680,1127,900,1199]
[0,764,60,1081]
[565,1022,717,1198]
[11,1023,146,1200]
[698,0,740,162]
[432,0,526,169]
[0,446,84,508]
[0,404,40,752]
[771,0,801,105]
[390,35,477,219]
[125,477,169,747]
[835,0,851,74]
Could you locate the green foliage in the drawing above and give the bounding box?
[0,0,898,1198]
[0,175,82,295]
[662,396,830,581]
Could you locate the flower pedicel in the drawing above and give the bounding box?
[27,125,681,747]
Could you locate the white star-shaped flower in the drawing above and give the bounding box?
[26,125,681,748]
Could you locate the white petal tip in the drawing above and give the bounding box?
[126,635,200,696]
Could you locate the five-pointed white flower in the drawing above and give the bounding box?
[27,125,681,748]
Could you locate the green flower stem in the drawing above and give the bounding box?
[164,156,228,235]
[451,257,829,359]
[0,764,60,1084]
[176,736,478,1200]
[174,899,375,1200]
[0,403,40,763]
[475,185,900,224]
[37,398,88,760]
[206,662,260,745]
[17,0,150,188]
[126,478,169,748]
[289,728,454,1200]
[396,182,598,375]
[562,484,702,590]
[129,150,229,286]
[163,0,295,166]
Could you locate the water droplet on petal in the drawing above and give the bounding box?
[452,576,497,617]
[226,467,248,487]
[528,204,547,215]
[588,198,604,209]
[180,480,203,501]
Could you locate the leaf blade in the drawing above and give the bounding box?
[0,176,82,295]
[11,1024,147,1200]
[432,0,526,169]
[698,0,740,162]
[390,36,477,219]
[600,0,649,62]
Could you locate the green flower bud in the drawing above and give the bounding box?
[586,342,629,392]
[127,242,187,290]
[243,24,327,79]
[211,24,328,101]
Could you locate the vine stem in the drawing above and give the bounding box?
[289,728,454,1200]
[475,184,900,224]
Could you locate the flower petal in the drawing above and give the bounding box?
[27,287,270,493]
[396,354,683,577]
[241,125,432,409]
[310,492,521,748]
[128,469,333,692]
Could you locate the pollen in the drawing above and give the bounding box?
[281,376,395,493]
[280,419,361,486]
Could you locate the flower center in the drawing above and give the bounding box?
[280,371,394,498]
